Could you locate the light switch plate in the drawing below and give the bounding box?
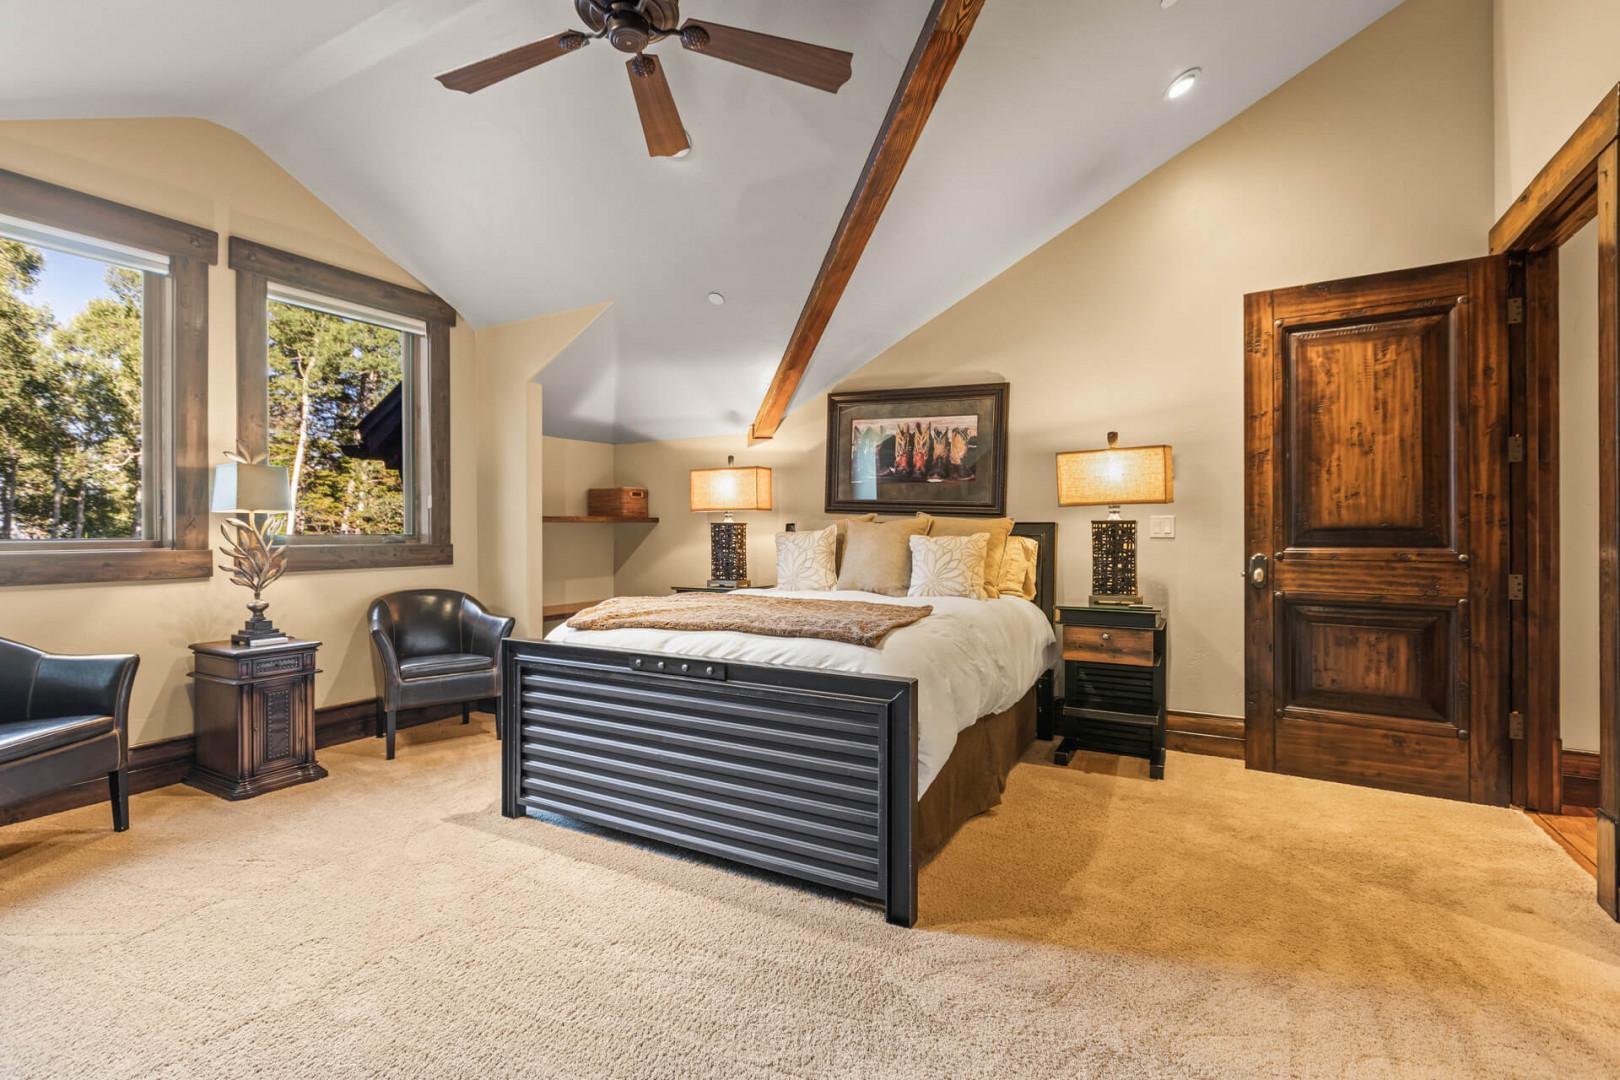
[1149,515,1175,539]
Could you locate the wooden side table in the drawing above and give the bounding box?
[1055,604,1167,778]
[188,638,326,800]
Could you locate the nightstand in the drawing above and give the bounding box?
[1055,604,1167,778]
[187,638,326,799]
[672,585,737,593]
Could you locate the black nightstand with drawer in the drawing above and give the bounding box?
[1055,604,1167,778]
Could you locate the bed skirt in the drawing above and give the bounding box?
[915,686,1037,864]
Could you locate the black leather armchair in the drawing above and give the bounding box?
[0,638,139,830]
[368,590,515,760]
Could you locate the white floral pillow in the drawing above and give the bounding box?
[907,533,988,598]
[776,525,838,590]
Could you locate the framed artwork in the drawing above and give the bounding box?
[824,383,1009,516]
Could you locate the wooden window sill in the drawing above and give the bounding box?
[282,542,453,572]
[0,547,214,587]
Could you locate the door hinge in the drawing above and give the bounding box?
[1507,296,1525,325]
[1509,709,1525,740]
[1507,434,1524,463]
[1507,573,1526,601]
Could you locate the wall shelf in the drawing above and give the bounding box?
[542,515,659,524]
[542,599,603,621]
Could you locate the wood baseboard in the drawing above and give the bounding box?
[1563,749,1600,808]
[1166,711,1245,760]
[0,697,476,828]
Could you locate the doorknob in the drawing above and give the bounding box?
[1248,552,1268,588]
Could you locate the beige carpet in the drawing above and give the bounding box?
[3,716,1619,1079]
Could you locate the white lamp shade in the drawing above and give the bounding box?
[211,462,293,514]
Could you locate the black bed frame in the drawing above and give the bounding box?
[500,523,1056,927]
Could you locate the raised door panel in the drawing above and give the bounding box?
[1282,602,1457,726]
[1284,311,1456,551]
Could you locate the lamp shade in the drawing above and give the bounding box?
[689,466,773,513]
[1055,434,1173,507]
[211,462,293,514]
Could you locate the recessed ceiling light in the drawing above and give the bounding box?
[1165,67,1200,100]
[707,292,726,306]
[1160,0,1180,7]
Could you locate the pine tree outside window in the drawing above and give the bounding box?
[230,238,455,572]
[0,169,215,587]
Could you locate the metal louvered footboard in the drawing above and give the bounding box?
[500,639,919,927]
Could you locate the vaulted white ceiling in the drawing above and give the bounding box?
[1,0,1400,442]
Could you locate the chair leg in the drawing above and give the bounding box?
[375,699,385,738]
[462,702,471,725]
[386,708,397,761]
[108,768,129,832]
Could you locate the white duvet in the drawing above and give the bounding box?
[545,589,1058,797]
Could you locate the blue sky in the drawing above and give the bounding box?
[23,246,118,325]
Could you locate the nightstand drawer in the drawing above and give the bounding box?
[1062,624,1155,666]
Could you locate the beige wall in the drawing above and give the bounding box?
[541,436,618,612]
[611,0,1495,717]
[0,119,480,746]
[1559,222,1600,752]
[1493,0,1620,216]
[471,305,606,637]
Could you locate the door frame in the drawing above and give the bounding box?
[1492,83,1620,919]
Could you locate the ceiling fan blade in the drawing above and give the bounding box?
[678,20,852,94]
[626,54,690,158]
[436,33,588,93]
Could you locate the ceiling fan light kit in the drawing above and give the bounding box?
[437,1,854,158]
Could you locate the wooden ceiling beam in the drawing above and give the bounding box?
[748,0,987,441]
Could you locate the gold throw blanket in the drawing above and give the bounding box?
[565,593,933,647]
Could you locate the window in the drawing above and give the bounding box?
[0,169,215,586]
[231,238,455,570]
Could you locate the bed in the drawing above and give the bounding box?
[499,522,1057,927]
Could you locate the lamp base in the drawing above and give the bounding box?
[709,520,748,588]
[231,600,289,648]
[1089,593,1144,607]
[1091,518,1140,602]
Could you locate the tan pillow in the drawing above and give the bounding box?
[999,535,1039,601]
[793,514,877,572]
[917,514,1015,598]
[837,517,930,595]
[908,533,988,598]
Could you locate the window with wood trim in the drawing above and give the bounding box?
[230,238,455,571]
[0,169,215,587]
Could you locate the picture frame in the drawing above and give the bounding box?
[824,383,1009,516]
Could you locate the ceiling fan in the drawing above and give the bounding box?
[436,1,855,158]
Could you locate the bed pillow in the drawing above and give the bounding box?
[837,517,929,596]
[775,525,838,590]
[916,514,1015,598]
[792,513,877,572]
[999,535,1039,601]
[907,533,988,598]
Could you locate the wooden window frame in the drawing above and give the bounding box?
[0,169,215,586]
[228,238,456,572]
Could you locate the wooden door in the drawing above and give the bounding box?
[1244,258,1511,804]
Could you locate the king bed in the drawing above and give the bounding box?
[499,522,1057,927]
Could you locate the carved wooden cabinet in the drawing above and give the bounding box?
[187,639,326,800]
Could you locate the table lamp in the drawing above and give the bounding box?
[689,456,773,588]
[212,459,294,646]
[1056,432,1173,605]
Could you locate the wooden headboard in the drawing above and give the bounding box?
[1012,521,1057,622]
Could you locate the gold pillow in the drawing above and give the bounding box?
[837,517,930,596]
[999,535,1039,601]
[917,514,1014,598]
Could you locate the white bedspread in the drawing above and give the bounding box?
[545,590,1058,797]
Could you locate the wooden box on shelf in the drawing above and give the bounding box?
[587,487,648,519]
